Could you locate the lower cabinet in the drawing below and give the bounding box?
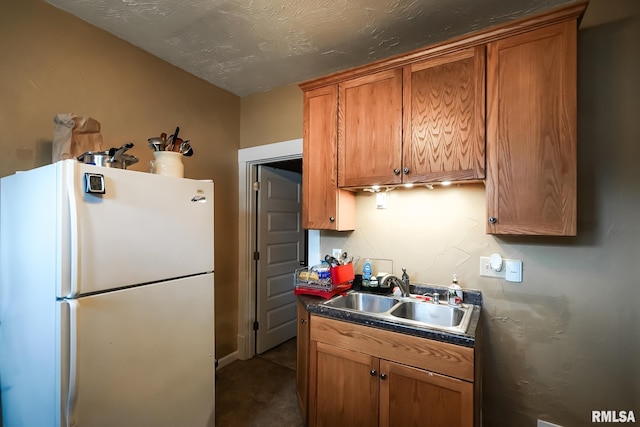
[297,300,310,425]
[307,315,480,427]
[379,360,473,427]
[312,341,379,427]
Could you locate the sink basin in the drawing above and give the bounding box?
[323,292,399,313]
[390,301,467,328]
[319,291,474,334]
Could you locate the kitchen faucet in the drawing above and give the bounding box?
[401,268,410,295]
[381,269,411,297]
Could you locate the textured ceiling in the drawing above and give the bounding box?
[45,0,577,96]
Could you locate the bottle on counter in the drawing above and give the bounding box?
[448,274,463,306]
[362,258,372,287]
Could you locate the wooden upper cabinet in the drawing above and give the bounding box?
[337,47,485,188]
[486,20,577,235]
[338,68,403,187]
[300,1,585,234]
[302,85,355,230]
[403,46,486,183]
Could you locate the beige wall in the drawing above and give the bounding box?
[239,83,303,148]
[0,0,240,358]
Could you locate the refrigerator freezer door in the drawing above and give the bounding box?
[0,164,60,427]
[61,274,215,427]
[60,160,214,297]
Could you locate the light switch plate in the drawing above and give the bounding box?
[505,259,523,282]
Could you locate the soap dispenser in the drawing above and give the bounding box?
[448,274,463,306]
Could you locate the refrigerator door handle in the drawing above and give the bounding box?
[65,299,79,427]
[66,166,80,297]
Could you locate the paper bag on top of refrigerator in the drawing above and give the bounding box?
[52,113,104,161]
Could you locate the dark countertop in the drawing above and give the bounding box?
[298,284,482,348]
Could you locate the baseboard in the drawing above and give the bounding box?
[216,351,239,370]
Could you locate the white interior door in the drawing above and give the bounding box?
[256,165,304,354]
[61,274,215,427]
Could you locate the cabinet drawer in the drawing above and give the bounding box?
[311,315,474,381]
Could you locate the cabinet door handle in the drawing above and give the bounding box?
[329,216,335,222]
[393,168,400,175]
[380,373,387,380]
[403,167,409,174]
[300,319,306,324]
[370,370,377,377]
[488,216,497,224]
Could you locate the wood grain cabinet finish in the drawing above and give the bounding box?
[310,341,379,427]
[403,46,486,183]
[337,49,484,188]
[486,20,578,235]
[296,301,310,424]
[338,68,403,187]
[302,85,355,230]
[308,316,479,427]
[300,2,585,234]
[379,360,473,427]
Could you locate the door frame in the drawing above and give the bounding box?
[237,139,320,360]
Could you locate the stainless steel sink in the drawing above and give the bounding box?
[319,291,474,334]
[390,301,468,328]
[322,292,400,313]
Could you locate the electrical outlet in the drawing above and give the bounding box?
[332,249,342,259]
[376,192,387,209]
[479,256,506,278]
[480,256,523,282]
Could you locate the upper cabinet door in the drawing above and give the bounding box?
[403,46,486,183]
[338,69,403,187]
[486,20,577,235]
[302,85,355,230]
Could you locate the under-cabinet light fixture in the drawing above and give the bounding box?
[363,182,459,192]
[363,185,381,193]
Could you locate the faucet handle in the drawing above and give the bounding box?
[428,292,441,304]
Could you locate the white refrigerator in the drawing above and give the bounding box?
[0,160,215,427]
